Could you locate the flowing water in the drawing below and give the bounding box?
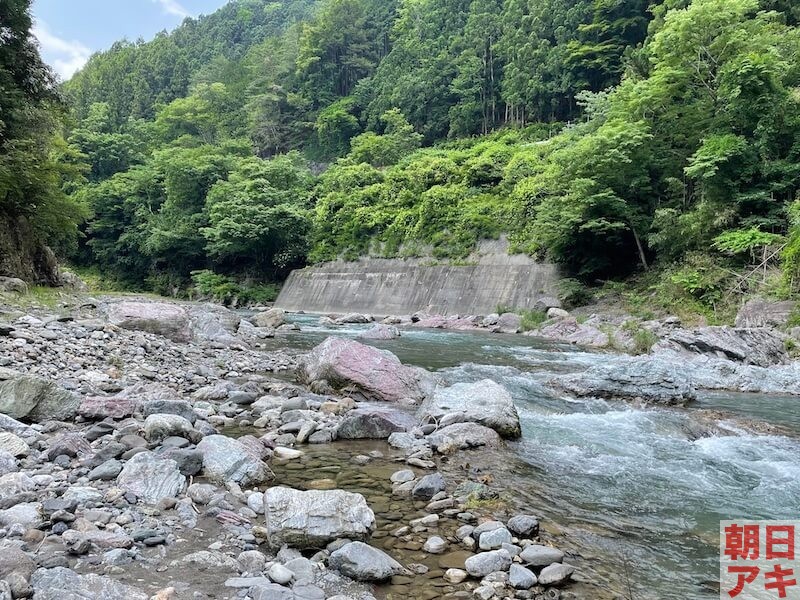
[261,315,800,599]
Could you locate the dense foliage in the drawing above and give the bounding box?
[0,0,85,259]
[7,0,800,308]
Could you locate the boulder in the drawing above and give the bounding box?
[533,296,562,311]
[142,399,197,423]
[188,305,243,348]
[0,544,35,598]
[656,326,787,367]
[116,452,186,504]
[328,542,403,581]
[538,563,575,586]
[553,358,697,405]
[264,487,375,549]
[337,408,416,439]
[509,564,538,589]
[357,325,401,340]
[106,301,191,342]
[196,435,273,487]
[464,549,511,577]
[427,422,503,453]
[251,308,286,329]
[78,395,138,420]
[143,414,200,443]
[547,307,570,319]
[536,318,609,348]
[0,375,79,422]
[336,313,372,324]
[495,313,522,333]
[519,544,564,567]
[0,277,27,294]
[735,298,797,328]
[31,567,148,600]
[297,337,438,404]
[417,379,521,439]
[411,473,445,500]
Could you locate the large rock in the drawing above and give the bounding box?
[0,375,79,422]
[735,298,796,328]
[252,308,286,329]
[0,544,35,598]
[297,337,437,404]
[427,422,502,453]
[553,358,697,405]
[0,277,27,294]
[417,379,521,439]
[464,549,512,577]
[264,487,375,549]
[328,542,404,581]
[357,325,401,340]
[495,313,522,333]
[337,408,416,439]
[106,301,191,342]
[143,414,200,443]
[656,326,787,367]
[78,395,138,420]
[116,452,185,504]
[536,318,609,348]
[189,305,243,348]
[31,567,148,600]
[196,435,273,487]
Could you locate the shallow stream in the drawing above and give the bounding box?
[261,315,800,599]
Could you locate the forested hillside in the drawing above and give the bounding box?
[5,0,800,315]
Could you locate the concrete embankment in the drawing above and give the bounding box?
[276,244,559,315]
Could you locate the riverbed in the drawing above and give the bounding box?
[265,314,800,600]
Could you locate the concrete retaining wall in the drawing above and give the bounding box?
[276,244,560,316]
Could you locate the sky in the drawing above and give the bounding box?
[32,0,230,80]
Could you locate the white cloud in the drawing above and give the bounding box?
[32,21,92,80]
[152,0,192,19]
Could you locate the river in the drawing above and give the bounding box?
[258,314,800,599]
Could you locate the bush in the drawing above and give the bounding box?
[520,309,548,331]
[190,270,279,306]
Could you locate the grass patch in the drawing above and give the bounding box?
[520,309,549,331]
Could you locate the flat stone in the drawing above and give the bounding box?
[519,544,564,567]
[116,452,185,504]
[328,541,404,581]
[538,562,575,586]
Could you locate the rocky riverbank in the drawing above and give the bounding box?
[0,293,591,600]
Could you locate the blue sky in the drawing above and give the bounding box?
[32,0,230,80]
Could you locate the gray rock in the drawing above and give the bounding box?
[252,308,286,329]
[143,413,199,443]
[0,450,17,476]
[0,375,79,422]
[554,357,697,405]
[657,326,787,367]
[547,307,570,319]
[268,563,294,584]
[507,515,539,538]
[735,298,796,328]
[106,301,191,342]
[116,452,185,504]
[479,527,512,550]
[464,549,511,577]
[538,563,575,586]
[412,473,445,500]
[357,325,401,340]
[496,313,522,333]
[251,583,294,600]
[427,422,502,453]
[196,435,273,487]
[509,564,537,589]
[297,337,438,404]
[0,432,28,457]
[537,318,610,348]
[0,277,27,294]
[31,567,148,599]
[418,379,521,438]
[159,448,203,476]
[142,399,197,424]
[337,408,416,439]
[87,459,123,481]
[390,469,415,484]
[0,503,42,528]
[519,544,564,567]
[264,487,375,548]
[189,305,242,347]
[336,313,372,324]
[0,544,35,598]
[328,541,404,581]
[423,536,447,554]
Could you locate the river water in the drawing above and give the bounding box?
[262,315,800,599]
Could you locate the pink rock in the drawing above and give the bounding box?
[298,337,438,404]
[78,396,138,420]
